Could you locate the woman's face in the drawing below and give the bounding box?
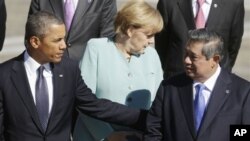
[127,27,155,55]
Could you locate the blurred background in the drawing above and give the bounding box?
[1,0,249,81]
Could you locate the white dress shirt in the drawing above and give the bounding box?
[192,0,212,22]
[24,51,54,114]
[193,66,221,108]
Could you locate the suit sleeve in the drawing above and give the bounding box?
[99,0,116,38]
[155,0,168,71]
[228,0,244,68]
[28,0,40,16]
[75,66,147,129]
[242,82,250,124]
[151,48,164,101]
[0,89,5,141]
[144,83,164,141]
[0,0,6,51]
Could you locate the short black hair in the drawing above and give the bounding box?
[25,11,64,43]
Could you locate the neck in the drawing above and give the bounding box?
[114,34,131,60]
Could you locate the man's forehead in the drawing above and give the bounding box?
[187,41,204,48]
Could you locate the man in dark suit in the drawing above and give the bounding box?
[156,0,244,78]
[144,29,250,141]
[0,11,145,141]
[28,0,116,61]
[0,0,6,51]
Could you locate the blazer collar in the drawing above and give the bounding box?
[178,74,196,139]
[11,52,45,133]
[178,70,231,138]
[178,0,224,29]
[206,0,224,28]
[177,0,196,29]
[179,83,197,138]
[49,0,64,20]
[11,52,66,133]
[44,61,65,132]
[198,69,232,136]
[67,0,92,35]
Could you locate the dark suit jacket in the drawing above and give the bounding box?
[0,0,6,51]
[0,53,145,141]
[156,0,244,77]
[28,0,116,61]
[144,70,250,141]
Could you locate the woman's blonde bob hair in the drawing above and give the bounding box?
[114,1,163,35]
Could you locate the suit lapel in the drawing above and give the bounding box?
[68,0,92,34]
[46,62,65,131]
[206,0,223,28]
[177,0,196,29]
[179,81,196,138]
[11,53,44,133]
[49,0,64,20]
[198,70,231,136]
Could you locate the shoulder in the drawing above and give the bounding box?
[0,53,23,70]
[231,0,244,4]
[144,47,159,57]
[142,47,161,63]
[228,72,250,87]
[0,59,15,73]
[158,0,176,8]
[103,0,116,5]
[162,72,193,87]
[58,56,79,68]
[0,54,24,80]
[224,0,244,8]
[86,37,114,50]
[87,37,111,45]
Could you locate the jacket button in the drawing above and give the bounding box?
[67,43,72,47]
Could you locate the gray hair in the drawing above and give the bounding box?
[187,29,224,61]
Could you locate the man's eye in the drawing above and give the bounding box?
[55,38,63,42]
[191,56,199,60]
[147,34,154,38]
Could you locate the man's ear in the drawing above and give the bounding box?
[213,54,220,63]
[30,36,41,49]
[211,55,220,69]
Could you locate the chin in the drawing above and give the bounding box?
[185,71,194,77]
[52,58,62,63]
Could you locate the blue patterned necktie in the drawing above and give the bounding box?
[194,84,206,132]
[36,66,49,131]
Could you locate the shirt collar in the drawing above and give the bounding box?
[24,51,51,73]
[192,0,212,4]
[194,65,221,91]
[203,65,221,91]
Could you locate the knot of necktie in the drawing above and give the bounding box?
[197,0,205,6]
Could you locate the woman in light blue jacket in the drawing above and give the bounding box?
[73,1,164,141]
